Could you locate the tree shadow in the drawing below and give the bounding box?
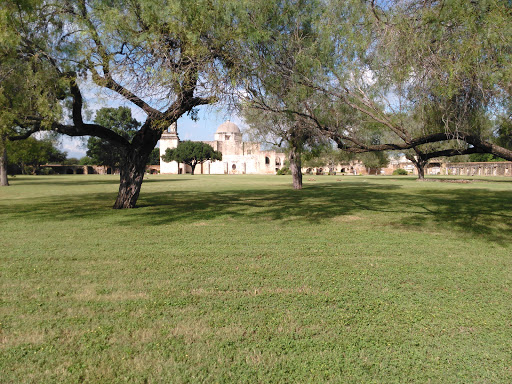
[7,176,178,187]
[398,189,512,244]
[1,180,510,244]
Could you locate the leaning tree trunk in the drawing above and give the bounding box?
[289,146,302,190]
[113,149,150,209]
[0,143,8,187]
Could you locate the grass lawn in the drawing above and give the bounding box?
[1,174,511,383]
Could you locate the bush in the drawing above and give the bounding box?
[39,167,55,175]
[393,168,408,175]
[276,167,291,175]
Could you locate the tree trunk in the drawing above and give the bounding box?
[289,146,302,190]
[408,151,427,180]
[191,163,196,175]
[0,143,8,187]
[113,151,149,209]
[416,161,426,180]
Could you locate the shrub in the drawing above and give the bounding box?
[39,167,55,175]
[276,167,291,175]
[393,168,408,175]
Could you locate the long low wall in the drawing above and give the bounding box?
[444,162,512,177]
[41,164,113,175]
[40,162,512,177]
[41,164,160,175]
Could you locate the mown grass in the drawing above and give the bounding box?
[1,174,511,383]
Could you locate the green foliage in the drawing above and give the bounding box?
[79,156,94,165]
[6,137,66,174]
[373,0,511,136]
[148,148,161,165]
[468,153,506,162]
[62,158,80,166]
[303,145,353,169]
[276,167,291,175]
[358,152,389,170]
[1,0,286,203]
[161,141,221,174]
[0,0,65,138]
[86,107,141,168]
[392,168,408,175]
[496,111,512,150]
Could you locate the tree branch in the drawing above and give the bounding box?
[7,127,40,141]
[89,69,160,117]
[52,123,129,146]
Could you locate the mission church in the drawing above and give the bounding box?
[159,121,286,175]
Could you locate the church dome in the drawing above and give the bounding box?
[216,120,240,134]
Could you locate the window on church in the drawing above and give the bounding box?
[265,157,270,165]
[232,164,236,170]
[225,135,230,140]
[275,157,281,165]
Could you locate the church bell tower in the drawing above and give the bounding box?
[159,122,180,174]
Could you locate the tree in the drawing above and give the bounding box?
[79,156,94,165]
[0,3,65,185]
[496,104,512,151]
[321,0,512,162]
[241,0,328,189]
[244,0,512,166]
[6,137,67,174]
[243,105,326,189]
[86,107,141,170]
[468,153,505,162]
[358,152,388,175]
[161,141,221,175]
[4,0,269,207]
[148,149,161,166]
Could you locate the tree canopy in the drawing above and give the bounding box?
[241,0,512,170]
[161,141,221,175]
[6,137,67,174]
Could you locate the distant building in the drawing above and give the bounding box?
[386,155,512,176]
[303,161,367,175]
[444,161,512,177]
[159,121,285,174]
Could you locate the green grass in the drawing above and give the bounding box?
[1,174,511,383]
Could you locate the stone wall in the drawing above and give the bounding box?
[444,162,512,176]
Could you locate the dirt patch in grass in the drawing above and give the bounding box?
[332,215,362,222]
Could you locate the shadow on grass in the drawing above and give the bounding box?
[397,189,512,243]
[427,176,512,183]
[7,175,179,187]
[2,180,511,244]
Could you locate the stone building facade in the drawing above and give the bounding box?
[159,121,285,175]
